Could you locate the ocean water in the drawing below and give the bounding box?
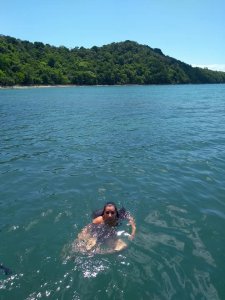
[0,84,225,300]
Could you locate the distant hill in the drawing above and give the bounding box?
[1,35,225,86]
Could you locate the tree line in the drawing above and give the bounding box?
[1,35,225,86]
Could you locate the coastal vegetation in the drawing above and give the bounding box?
[1,35,225,86]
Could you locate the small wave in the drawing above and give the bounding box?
[201,208,225,220]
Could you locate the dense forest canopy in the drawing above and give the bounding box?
[1,35,225,86]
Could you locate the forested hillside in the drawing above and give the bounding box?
[1,35,225,86]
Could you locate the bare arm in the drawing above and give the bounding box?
[92,216,104,224]
[78,217,103,240]
[127,215,136,240]
[77,224,92,240]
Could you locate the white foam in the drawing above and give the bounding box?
[117,230,131,237]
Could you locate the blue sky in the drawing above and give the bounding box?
[1,0,225,71]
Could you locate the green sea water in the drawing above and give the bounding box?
[0,85,225,300]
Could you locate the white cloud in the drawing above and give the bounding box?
[192,64,225,72]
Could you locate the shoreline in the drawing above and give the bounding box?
[0,84,80,90]
[0,84,145,89]
[0,84,147,90]
[1,83,225,90]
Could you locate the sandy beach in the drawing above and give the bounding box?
[0,85,79,89]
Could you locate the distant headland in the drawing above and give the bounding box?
[1,35,225,87]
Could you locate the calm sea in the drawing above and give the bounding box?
[0,85,225,300]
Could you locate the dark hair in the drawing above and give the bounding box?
[101,202,119,218]
[92,202,128,220]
